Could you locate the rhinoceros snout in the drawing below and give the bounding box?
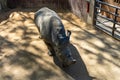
[68,58,76,65]
[62,58,76,67]
[71,59,76,64]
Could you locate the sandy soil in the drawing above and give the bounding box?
[0,8,120,80]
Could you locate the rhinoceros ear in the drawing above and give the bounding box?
[67,30,71,40]
[67,30,71,36]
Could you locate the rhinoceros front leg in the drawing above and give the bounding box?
[44,41,55,56]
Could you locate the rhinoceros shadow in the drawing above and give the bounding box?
[53,44,92,80]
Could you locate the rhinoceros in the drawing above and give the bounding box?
[34,7,76,67]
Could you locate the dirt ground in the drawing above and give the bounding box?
[0,8,120,80]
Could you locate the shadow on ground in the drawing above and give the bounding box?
[0,35,92,80]
[53,44,92,80]
[0,35,60,80]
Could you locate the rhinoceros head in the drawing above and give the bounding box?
[54,30,76,67]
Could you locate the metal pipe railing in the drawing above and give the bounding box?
[97,0,120,10]
[94,0,120,39]
[96,7,120,18]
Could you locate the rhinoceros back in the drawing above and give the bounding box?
[34,7,60,39]
[34,7,68,46]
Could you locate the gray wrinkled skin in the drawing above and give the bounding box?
[34,7,76,67]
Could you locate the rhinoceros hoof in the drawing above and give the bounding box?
[48,51,55,56]
[48,51,53,56]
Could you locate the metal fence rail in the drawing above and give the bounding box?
[94,0,120,40]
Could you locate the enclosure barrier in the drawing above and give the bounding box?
[94,0,120,40]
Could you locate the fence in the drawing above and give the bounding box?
[94,0,120,40]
